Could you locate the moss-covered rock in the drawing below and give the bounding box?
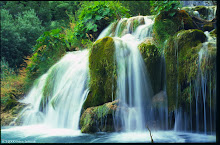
[203,23,214,32]
[138,38,164,95]
[164,29,206,111]
[39,65,58,112]
[117,19,128,37]
[210,29,216,37]
[200,42,216,75]
[153,9,195,48]
[83,37,117,110]
[182,6,217,20]
[80,100,119,133]
[1,100,26,126]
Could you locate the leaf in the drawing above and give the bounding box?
[93,25,98,32]
[169,12,176,17]
[84,13,92,20]
[95,15,103,20]
[103,8,110,15]
[86,22,95,31]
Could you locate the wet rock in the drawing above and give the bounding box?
[153,9,195,48]
[164,29,206,111]
[83,37,117,109]
[138,38,165,95]
[80,100,119,133]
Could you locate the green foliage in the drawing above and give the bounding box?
[49,1,80,21]
[121,1,151,16]
[1,9,45,69]
[1,58,15,80]
[150,0,181,16]
[25,28,68,88]
[16,9,45,55]
[2,1,52,27]
[1,58,26,106]
[74,1,130,40]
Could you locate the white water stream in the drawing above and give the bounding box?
[18,50,89,130]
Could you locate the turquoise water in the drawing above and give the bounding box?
[1,125,216,143]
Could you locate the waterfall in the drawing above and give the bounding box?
[13,13,215,135]
[19,50,89,130]
[181,5,216,21]
[97,15,169,132]
[181,1,215,7]
[113,35,152,132]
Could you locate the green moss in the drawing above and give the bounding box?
[164,36,178,111]
[210,29,216,37]
[83,36,117,110]
[40,65,58,112]
[132,19,139,32]
[80,100,118,133]
[200,42,216,75]
[153,10,195,49]
[138,39,163,94]
[194,6,208,19]
[3,99,18,112]
[203,23,214,32]
[118,20,127,37]
[164,29,206,111]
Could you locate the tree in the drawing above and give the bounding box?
[1,9,26,69]
[121,1,151,16]
[74,1,130,40]
[1,9,45,69]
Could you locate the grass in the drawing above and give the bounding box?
[1,59,26,106]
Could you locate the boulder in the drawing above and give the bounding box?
[80,100,119,133]
[164,29,206,111]
[83,36,117,109]
[153,9,195,48]
[138,38,165,95]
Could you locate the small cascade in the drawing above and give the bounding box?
[174,108,189,132]
[209,71,212,134]
[194,77,200,132]
[9,9,215,139]
[96,23,114,40]
[189,81,192,132]
[182,1,215,7]
[113,35,152,132]
[181,5,216,20]
[18,50,89,130]
[96,15,170,132]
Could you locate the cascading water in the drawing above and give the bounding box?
[97,16,168,132]
[18,50,89,130]
[182,1,215,7]
[113,35,152,132]
[1,11,217,143]
[173,30,216,134]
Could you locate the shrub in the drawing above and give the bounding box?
[25,28,68,88]
[1,9,45,70]
[150,1,181,16]
[74,1,130,40]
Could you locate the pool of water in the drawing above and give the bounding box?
[1,125,216,143]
